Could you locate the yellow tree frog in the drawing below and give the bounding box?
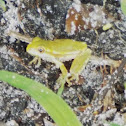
[26,37,92,86]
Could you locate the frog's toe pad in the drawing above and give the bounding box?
[67,75,85,86]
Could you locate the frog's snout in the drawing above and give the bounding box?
[26,44,33,54]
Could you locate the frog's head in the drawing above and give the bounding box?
[26,37,47,57]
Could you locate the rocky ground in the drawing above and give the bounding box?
[0,0,126,126]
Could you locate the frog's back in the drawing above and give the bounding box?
[47,39,87,54]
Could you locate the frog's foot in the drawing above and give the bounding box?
[56,73,75,86]
[57,73,83,86]
[29,57,41,68]
[66,74,79,86]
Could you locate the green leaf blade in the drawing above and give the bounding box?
[0,70,82,126]
[0,0,6,11]
[124,82,126,89]
[121,0,126,15]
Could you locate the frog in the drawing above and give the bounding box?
[26,37,92,86]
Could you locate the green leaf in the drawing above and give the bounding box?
[0,0,6,11]
[124,82,126,89]
[109,122,120,126]
[121,0,126,15]
[105,121,122,126]
[0,70,82,126]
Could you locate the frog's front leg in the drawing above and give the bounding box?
[29,56,41,68]
[68,48,92,85]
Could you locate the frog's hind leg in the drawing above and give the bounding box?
[55,60,68,95]
[56,61,68,84]
[68,48,92,86]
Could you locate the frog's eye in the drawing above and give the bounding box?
[38,47,44,53]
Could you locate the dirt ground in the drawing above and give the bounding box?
[0,0,126,126]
